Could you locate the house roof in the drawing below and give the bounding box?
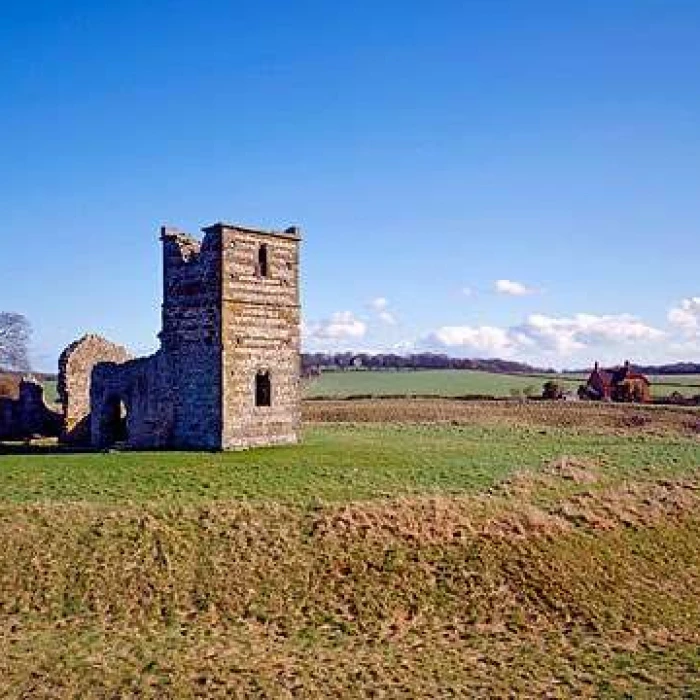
[592,369,615,387]
[588,364,650,386]
[625,371,651,385]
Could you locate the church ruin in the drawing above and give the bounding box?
[54,221,302,450]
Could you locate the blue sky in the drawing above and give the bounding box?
[2,0,699,370]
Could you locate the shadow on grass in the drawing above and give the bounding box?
[0,441,225,456]
[0,441,103,455]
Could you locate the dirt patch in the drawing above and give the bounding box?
[544,455,600,484]
[554,479,699,531]
[303,398,700,437]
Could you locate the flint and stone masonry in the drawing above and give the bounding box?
[0,378,61,441]
[56,222,301,450]
[58,334,132,444]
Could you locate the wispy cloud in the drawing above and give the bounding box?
[369,297,397,325]
[305,311,367,340]
[668,296,700,337]
[495,279,537,297]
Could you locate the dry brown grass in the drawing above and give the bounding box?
[1,400,698,696]
[544,455,601,483]
[303,397,700,437]
[1,469,699,698]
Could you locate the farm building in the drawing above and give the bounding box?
[585,361,651,403]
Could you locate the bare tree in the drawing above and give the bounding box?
[0,312,31,371]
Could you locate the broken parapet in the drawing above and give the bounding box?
[0,378,61,440]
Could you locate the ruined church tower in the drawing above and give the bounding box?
[160,222,301,449]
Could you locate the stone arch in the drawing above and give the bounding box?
[58,335,132,444]
[95,394,130,447]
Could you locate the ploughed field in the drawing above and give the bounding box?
[304,368,700,399]
[1,400,699,697]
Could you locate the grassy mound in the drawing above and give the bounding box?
[1,412,698,696]
[1,477,699,696]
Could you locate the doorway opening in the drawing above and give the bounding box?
[255,371,271,407]
[101,396,128,446]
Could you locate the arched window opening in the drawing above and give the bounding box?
[257,244,269,278]
[255,371,271,407]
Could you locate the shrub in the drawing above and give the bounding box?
[542,381,563,400]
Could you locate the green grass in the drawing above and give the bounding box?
[1,421,699,696]
[305,369,700,398]
[1,424,698,505]
[649,373,700,387]
[305,369,577,398]
[41,379,59,405]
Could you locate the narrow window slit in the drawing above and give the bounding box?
[255,371,271,406]
[257,244,269,277]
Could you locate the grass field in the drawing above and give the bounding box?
[304,368,700,399]
[1,422,698,505]
[41,379,59,405]
[649,373,700,387]
[1,401,699,697]
[40,371,700,406]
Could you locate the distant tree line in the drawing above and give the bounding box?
[563,361,700,376]
[301,352,558,375]
[625,362,700,375]
[303,353,700,377]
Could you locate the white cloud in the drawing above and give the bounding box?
[461,286,474,297]
[514,313,664,355]
[421,312,665,360]
[495,279,536,296]
[369,297,396,324]
[668,297,700,336]
[304,298,691,366]
[423,325,515,356]
[370,297,389,311]
[306,311,367,340]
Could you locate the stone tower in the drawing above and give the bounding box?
[160,222,302,450]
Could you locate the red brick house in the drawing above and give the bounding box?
[585,361,652,403]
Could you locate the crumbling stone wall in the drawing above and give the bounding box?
[159,228,223,449]
[58,335,132,444]
[53,221,301,451]
[90,352,175,449]
[0,378,61,440]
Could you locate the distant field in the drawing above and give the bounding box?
[39,371,700,405]
[305,369,700,399]
[42,379,59,404]
[649,373,700,386]
[305,369,578,398]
